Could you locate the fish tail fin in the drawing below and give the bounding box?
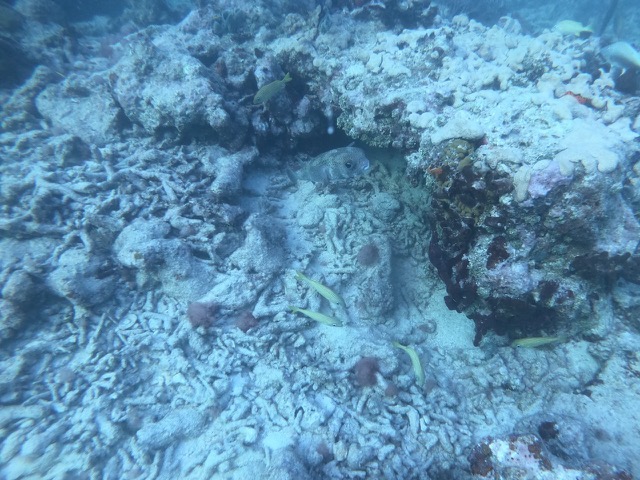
[579,28,593,38]
[288,305,299,313]
[285,167,298,184]
[283,72,292,82]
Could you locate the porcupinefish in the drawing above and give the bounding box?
[295,146,370,184]
[601,41,640,71]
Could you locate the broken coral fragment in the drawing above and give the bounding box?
[554,145,618,175]
[431,111,485,144]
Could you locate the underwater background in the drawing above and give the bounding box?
[1,0,640,478]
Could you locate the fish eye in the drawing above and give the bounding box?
[345,161,353,168]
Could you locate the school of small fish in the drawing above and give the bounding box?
[289,271,345,327]
[288,269,431,386]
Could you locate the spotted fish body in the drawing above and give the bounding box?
[298,146,370,184]
[602,42,640,70]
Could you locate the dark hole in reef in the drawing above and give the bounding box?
[470,298,557,345]
[294,127,355,157]
[612,68,639,95]
[0,38,36,88]
[538,421,559,440]
[191,249,211,261]
[357,243,380,266]
[537,280,559,303]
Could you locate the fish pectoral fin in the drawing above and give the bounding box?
[285,168,298,184]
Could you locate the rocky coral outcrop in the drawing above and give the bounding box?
[114,218,217,302]
[110,32,237,145]
[468,433,632,479]
[36,75,123,146]
[263,10,640,342]
[424,135,640,344]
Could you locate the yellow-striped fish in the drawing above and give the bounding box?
[553,20,593,37]
[253,73,292,105]
[511,336,564,348]
[294,271,345,307]
[289,306,343,327]
[392,341,425,387]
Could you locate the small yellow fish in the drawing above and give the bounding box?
[289,306,343,327]
[294,271,345,307]
[553,20,593,37]
[392,341,425,387]
[511,336,564,348]
[253,73,292,105]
